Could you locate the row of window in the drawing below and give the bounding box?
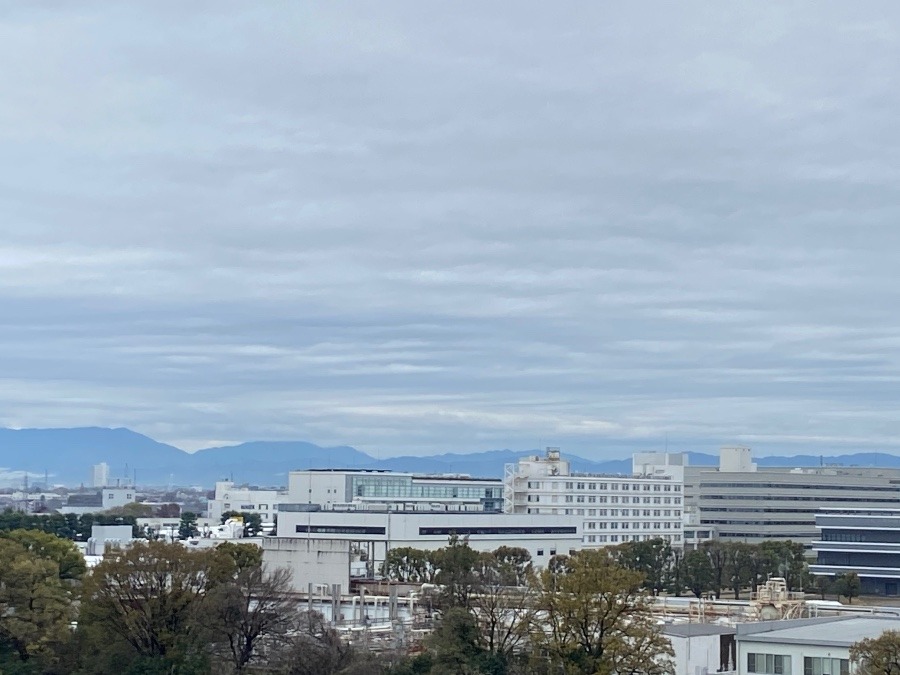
[581,508,680,517]
[526,481,680,492]
[585,534,682,544]
[703,494,900,503]
[526,495,680,505]
[525,507,682,520]
[746,653,849,675]
[586,521,677,530]
[703,482,898,492]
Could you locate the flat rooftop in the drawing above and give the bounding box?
[739,616,900,648]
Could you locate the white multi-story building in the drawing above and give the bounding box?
[504,447,684,547]
[207,481,288,523]
[276,506,582,572]
[287,469,504,512]
[92,462,110,488]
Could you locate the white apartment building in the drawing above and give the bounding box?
[207,481,288,523]
[287,469,504,512]
[504,448,684,547]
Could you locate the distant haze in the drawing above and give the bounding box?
[2,6,900,457]
[4,427,900,488]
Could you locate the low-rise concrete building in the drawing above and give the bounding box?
[663,623,737,675]
[276,506,582,575]
[261,536,351,592]
[736,616,900,675]
[60,487,136,515]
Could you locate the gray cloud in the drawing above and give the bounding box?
[1,3,900,457]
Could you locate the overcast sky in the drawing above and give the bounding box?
[1,3,899,458]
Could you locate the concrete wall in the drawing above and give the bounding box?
[668,633,732,675]
[261,537,350,591]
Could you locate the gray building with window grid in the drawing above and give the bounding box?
[686,448,900,546]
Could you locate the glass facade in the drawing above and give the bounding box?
[350,475,501,501]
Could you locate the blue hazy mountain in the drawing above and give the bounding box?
[2,427,900,487]
[0,427,188,486]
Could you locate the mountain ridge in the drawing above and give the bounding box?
[2,427,900,487]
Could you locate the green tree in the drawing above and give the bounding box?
[0,538,73,666]
[178,512,200,539]
[0,529,86,581]
[682,549,714,598]
[211,541,264,578]
[536,549,674,675]
[701,540,728,599]
[724,542,751,600]
[491,546,532,587]
[80,540,216,671]
[106,502,154,518]
[420,607,506,675]
[616,538,673,596]
[381,547,435,583]
[851,629,900,675]
[814,575,833,600]
[760,540,807,591]
[834,572,862,604]
[432,536,480,609]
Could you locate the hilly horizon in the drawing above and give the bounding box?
[2,426,900,488]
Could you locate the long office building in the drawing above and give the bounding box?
[504,448,684,547]
[277,507,582,573]
[685,447,900,545]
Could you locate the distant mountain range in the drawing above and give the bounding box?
[2,427,900,488]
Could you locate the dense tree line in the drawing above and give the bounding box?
[610,538,812,599]
[0,508,140,540]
